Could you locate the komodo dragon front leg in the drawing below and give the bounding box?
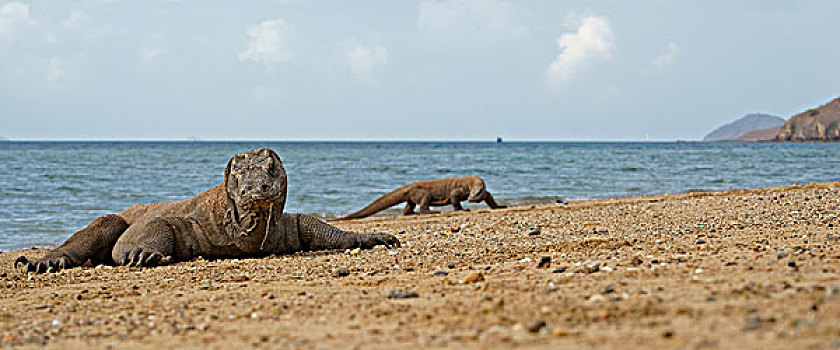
[482,192,506,209]
[293,214,400,251]
[449,188,468,211]
[16,214,129,273]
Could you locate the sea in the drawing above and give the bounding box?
[1,141,839,251]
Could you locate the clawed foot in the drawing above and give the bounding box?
[14,254,74,274]
[357,233,401,249]
[119,248,173,267]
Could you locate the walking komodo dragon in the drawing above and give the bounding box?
[15,148,399,273]
[336,176,505,220]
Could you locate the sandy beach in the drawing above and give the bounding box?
[1,182,838,349]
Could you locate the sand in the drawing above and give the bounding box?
[1,182,839,349]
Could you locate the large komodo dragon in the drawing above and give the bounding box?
[15,148,399,273]
[337,176,505,220]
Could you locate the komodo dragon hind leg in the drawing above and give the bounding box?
[16,214,129,273]
[403,202,416,215]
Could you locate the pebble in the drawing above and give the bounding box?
[518,258,533,264]
[744,314,762,331]
[603,283,615,294]
[462,272,484,284]
[551,267,566,273]
[333,268,351,277]
[537,256,551,269]
[433,271,448,276]
[589,294,607,302]
[551,328,575,337]
[447,262,456,269]
[696,239,706,244]
[525,320,546,333]
[387,290,419,299]
[349,248,361,256]
[528,228,541,236]
[776,251,789,259]
[581,260,600,273]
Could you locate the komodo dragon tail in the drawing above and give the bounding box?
[335,187,409,220]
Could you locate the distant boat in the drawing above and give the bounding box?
[496,137,503,143]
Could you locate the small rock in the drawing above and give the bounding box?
[776,251,789,259]
[537,256,551,269]
[551,328,575,337]
[387,290,419,299]
[433,271,448,276]
[525,320,546,333]
[551,267,566,273]
[630,257,643,266]
[2,335,18,344]
[588,294,607,302]
[333,268,351,277]
[603,283,615,294]
[462,272,485,284]
[696,239,706,244]
[518,257,533,264]
[787,261,797,268]
[349,248,361,256]
[744,314,762,331]
[447,262,456,269]
[528,229,541,236]
[581,260,600,273]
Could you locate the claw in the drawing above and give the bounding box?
[14,256,29,268]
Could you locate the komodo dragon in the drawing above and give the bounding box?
[15,148,399,273]
[336,176,505,220]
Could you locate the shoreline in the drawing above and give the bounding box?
[1,181,838,348]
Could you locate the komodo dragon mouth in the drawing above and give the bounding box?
[224,148,288,236]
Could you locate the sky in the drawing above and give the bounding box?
[1,1,839,141]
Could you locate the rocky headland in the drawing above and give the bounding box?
[777,97,840,141]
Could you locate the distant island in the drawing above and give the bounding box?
[702,113,784,141]
[777,96,840,141]
[704,95,840,142]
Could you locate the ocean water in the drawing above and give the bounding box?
[1,141,839,251]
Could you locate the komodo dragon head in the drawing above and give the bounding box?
[224,148,287,236]
[467,177,487,203]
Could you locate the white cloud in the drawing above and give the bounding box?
[546,15,614,88]
[341,38,388,84]
[239,19,295,67]
[0,1,36,42]
[652,42,680,68]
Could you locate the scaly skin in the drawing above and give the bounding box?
[15,148,399,273]
[336,176,506,220]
